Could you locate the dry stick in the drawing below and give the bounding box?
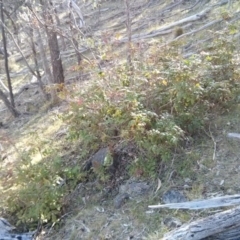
[69,0,85,28]
[227,133,240,140]
[125,0,133,70]
[181,0,203,12]
[29,6,92,65]
[97,0,148,33]
[160,0,184,14]
[174,19,221,41]
[137,20,219,43]
[167,170,176,182]
[65,9,99,67]
[211,135,217,161]
[84,7,109,18]
[0,77,9,92]
[0,88,19,117]
[0,20,36,76]
[149,194,240,210]
[124,2,235,43]
[156,0,201,23]
[68,7,82,65]
[183,11,240,57]
[121,7,212,42]
[203,126,217,161]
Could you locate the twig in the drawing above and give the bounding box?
[0,77,9,92]
[203,126,216,161]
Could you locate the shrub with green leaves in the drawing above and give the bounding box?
[66,29,240,177]
[4,149,84,228]
[5,29,240,229]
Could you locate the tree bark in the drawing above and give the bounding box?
[0,89,19,117]
[162,206,240,240]
[28,28,49,100]
[36,28,57,102]
[43,0,64,85]
[124,0,133,71]
[68,7,81,65]
[0,0,14,107]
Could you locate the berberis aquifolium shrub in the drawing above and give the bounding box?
[66,30,240,178]
[5,29,240,228]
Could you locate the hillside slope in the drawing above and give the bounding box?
[1,0,240,239]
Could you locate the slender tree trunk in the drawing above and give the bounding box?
[36,29,53,83]
[36,28,57,102]
[68,3,82,65]
[28,28,49,100]
[46,20,64,85]
[0,0,14,107]
[125,0,133,71]
[42,0,64,85]
[0,88,19,117]
[54,8,67,51]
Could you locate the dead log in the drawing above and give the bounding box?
[149,194,240,210]
[227,133,240,140]
[121,7,212,42]
[161,206,240,240]
[149,195,240,239]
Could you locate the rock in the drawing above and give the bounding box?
[119,180,151,198]
[91,147,112,169]
[114,193,130,209]
[162,189,187,204]
[83,147,115,173]
[113,180,152,208]
[163,217,182,228]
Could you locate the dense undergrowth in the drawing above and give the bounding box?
[3,29,240,229]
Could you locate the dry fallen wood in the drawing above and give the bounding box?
[0,77,9,93]
[173,19,221,41]
[149,195,240,239]
[121,7,212,42]
[161,206,240,240]
[149,194,240,210]
[0,217,35,240]
[227,132,240,140]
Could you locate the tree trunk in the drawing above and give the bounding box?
[0,0,15,107]
[45,1,64,85]
[46,24,64,85]
[28,28,49,100]
[0,89,19,117]
[124,0,133,72]
[54,8,67,51]
[68,10,81,65]
[36,28,57,102]
[39,0,64,88]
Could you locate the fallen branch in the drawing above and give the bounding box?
[149,194,240,210]
[121,7,212,42]
[0,77,9,93]
[227,132,240,140]
[149,195,240,240]
[161,206,240,240]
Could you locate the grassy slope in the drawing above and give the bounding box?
[1,0,240,239]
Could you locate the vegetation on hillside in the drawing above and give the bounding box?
[2,26,240,230]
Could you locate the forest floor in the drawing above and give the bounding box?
[1,0,240,239]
